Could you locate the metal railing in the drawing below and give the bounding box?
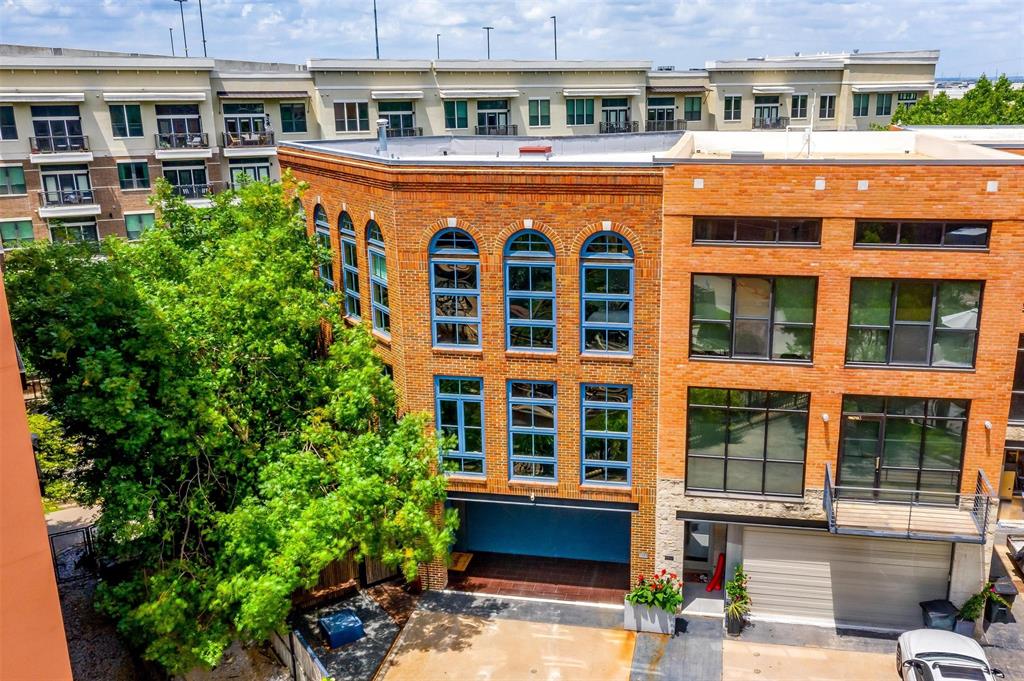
[646,119,687,132]
[386,127,423,138]
[222,130,275,147]
[823,463,994,544]
[474,124,518,136]
[752,116,790,130]
[156,131,210,149]
[170,183,212,199]
[30,135,89,153]
[599,120,639,134]
[49,525,99,583]
[38,188,96,207]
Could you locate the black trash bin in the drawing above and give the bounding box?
[919,599,958,631]
[987,578,1018,624]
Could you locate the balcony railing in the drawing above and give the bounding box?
[38,188,96,207]
[156,132,210,149]
[474,124,517,136]
[29,135,89,153]
[386,127,423,138]
[170,183,212,199]
[752,116,790,130]
[645,119,687,132]
[222,131,275,147]
[599,121,639,134]
[823,463,994,544]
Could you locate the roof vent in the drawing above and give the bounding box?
[730,151,765,160]
[51,47,63,56]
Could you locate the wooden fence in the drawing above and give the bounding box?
[269,629,330,681]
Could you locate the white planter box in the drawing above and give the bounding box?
[623,600,675,634]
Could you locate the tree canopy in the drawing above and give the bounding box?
[893,74,1024,125]
[4,176,454,674]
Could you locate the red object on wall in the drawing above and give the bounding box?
[706,552,725,592]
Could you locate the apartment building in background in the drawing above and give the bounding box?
[1,44,938,250]
[279,128,1023,631]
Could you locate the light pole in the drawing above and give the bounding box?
[550,16,557,60]
[436,33,441,60]
[197,0,207,57]
[169,27,175,56]
[172,0,189,57]
[373,0,380,59]
[482,26,493,59]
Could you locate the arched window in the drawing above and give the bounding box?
[313,204,334,290]
[580,232,634,354]
[366,220,390,335]
[338,211,360,319]
[429,228,480,347]
[504,230,555,351]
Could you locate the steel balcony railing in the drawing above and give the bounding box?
[752,116,790,130]
[599,120,639,134]
[156,131,210,149]
[222,131,275,147]
[169,183,212,199]
[645,119,687,132]
[38,188,96,207]
[474,124,518,136]
[386,127,423,138]
[29,135,89,153]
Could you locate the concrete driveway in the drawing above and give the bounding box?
[722,640,894,681]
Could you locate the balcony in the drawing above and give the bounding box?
[37,188,101,218]
[169,183,212,200]
[474,124,518,136]
[386,127,423,138]
[30,135,89,153]
[823,464,995,544]
[752,116,790,130]
[645,119,686,132]
[599,121,639,134]
[222,131,275,148]
[155,132,213,160]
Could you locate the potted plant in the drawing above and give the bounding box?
[956,582,1010,637]
[624,569,684,634]
[724,564,751,636]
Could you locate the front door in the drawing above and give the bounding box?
[753,96,780,126]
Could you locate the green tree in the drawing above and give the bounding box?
[4,176,454,674]
[893,74,1024,125]
[27,412,82,505]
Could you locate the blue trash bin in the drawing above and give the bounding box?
[319,609,365,648]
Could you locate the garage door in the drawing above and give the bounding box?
[743,527,951,631]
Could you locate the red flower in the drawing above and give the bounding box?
[638,574,644,582]
[661,568,667,576]
[669,573,677,580]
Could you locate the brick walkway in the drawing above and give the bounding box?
[447,551,629,604]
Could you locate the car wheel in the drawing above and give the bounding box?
[896,646,903,678]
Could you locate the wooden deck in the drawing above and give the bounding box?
[834,500,982,541]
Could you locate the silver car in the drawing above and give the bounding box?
[897,629,1005,680]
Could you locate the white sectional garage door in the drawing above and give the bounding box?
[743,527,951,631]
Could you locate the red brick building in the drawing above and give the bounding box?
[281,129,1024,629]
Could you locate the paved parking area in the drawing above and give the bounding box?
[722,641,893,681]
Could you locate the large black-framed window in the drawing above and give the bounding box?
[846,279,982,368]
[693,217,821,245]
[1011,334,1024,424]
[691,274,816,362]
[686,388,809,497]
[854,220,990,249]
[838,395,968,503]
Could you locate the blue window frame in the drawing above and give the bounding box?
[504,230,556,351]
[508,381,557,480]
[581,384,632,485]
[430,228,480,347]
[367,220,390,334]
[313,204,334,290]
[338,211,360,319]
[580,233,634,354]
[435,376,484,475]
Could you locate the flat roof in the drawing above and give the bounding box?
[281,130,1024,167]
[898,125,1024,149]
[706,49,940,71]
[307,59,652,72]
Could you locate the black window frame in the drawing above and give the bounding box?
[117,161,150,190]
[280,103,307,133]
[1011,334,1024,424]
[0,105,17,140]
[692,216,821,246]
[109,104,143,138]
[854,220,990,250]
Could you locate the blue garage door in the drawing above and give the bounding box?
[454,501,630,564]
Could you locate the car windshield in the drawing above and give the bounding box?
[918,653,985,666]
[932,664,988,681]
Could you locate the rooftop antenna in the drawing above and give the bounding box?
[169,27,175,56]
[483,26,493,59]
[436,33,440,60]
[373,0,380,59]
[171,0,189,57]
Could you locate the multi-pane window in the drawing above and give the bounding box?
[476,99,509,131]
[313,204,334,290]
[378,101,416,133]
[876,93,893,116]
[528,99,551,127]
[818,94,836,119]
[117,161,150,190]
[647,96,675,125]
[367,221,390,335]
[897,92,919,108]
[124,212,155,240]
[505,230,556,351]
[40,164,92,205]
[228,157,271,188]
[334,102,369,132]
[339,212,360,319]
[855,220,990,249]
[49,218,98,244]
[691,275,816,361]
[430,228,480,347]
[223,103,267,144]
[509,381,557,480]
[581,233,634,354]
[109,104,143,137]
[693,216,820,244]
[444,100,468,129]
[0,166,27,195]
[566,98,595,125]
[852,94,869,117]
[31,105,84,151]
[436,377,484,475]
[581,384,632,485]
[683,96,702,121]
[0,219,33,250]
[155,104,203,147]
[162,160,208,198]
[791,94,808,119]
[280,103,307,133]
[0,106,16,139]
[723,96,741,122]
[1011,335,1024,424]
[838,396,968,501]
[687,388,809,497]
[846,279,982,368]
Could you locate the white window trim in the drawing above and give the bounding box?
[790,93,809,119]
[0,216,35,251]
[723,94,743,122]
[818,93,837,120]
[0,163,28,197]
[527,97,551,128]
[333,100,370,133]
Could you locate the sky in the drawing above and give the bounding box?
[0,0,1021,77]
